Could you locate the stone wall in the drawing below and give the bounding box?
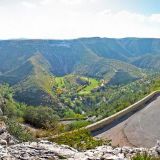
[85,91,160,132]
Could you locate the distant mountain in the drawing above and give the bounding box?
[0,38,160,106]
[132,54,160,70]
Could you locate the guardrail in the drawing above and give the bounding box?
[85,91,160,132]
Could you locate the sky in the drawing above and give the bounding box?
[0,0,160,39]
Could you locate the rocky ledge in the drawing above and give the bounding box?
[1,120,160,160]
[0,140,160,160]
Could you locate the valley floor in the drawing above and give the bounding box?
[93,94,160,148]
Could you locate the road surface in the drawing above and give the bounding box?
[92,94,160,148]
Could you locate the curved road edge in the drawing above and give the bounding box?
[85,90,160,132]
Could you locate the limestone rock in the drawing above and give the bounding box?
[0,140,160,159]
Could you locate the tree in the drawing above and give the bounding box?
[24,106,59,129]
[0,84,13,115]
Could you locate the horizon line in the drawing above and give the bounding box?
[0,36,160,41]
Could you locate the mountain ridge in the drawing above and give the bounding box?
[0,37,160,107]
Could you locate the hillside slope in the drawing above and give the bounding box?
[132,54,160,70]
[0,38,160,106]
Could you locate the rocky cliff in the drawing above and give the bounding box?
[1,140,160,160]
[1,121,160,160]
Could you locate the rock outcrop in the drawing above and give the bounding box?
[0,121,18,147]
[1,120,160,160]
[0,140,160,160]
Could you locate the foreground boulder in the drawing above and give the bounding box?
[1,140,160,160]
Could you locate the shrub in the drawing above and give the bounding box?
[3,101,26,118]
[6,118,34,142]
[67,120,91,131]
[3,101,17,118]
[24,106,59,129]
[63,108,84,119]
[50,129,109,151]
[131,153,160,160]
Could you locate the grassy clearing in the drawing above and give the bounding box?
[54,75,100,95]
[55,77,65,88]
[78,77,100,95]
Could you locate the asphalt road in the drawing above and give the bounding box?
[92,94,160,148]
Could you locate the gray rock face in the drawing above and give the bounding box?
[1,121,160,159]
[0,141,78,160]
[0,140,160,160]
[0,109,3,116]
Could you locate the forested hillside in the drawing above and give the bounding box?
[0,38,160,118]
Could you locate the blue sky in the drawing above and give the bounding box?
[101,0,160,14]
[131,0,160,14]
[0,0,160,39]
[136,0,160,14]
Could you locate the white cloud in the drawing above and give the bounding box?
[0,1,159,39]
[94,10,160,38]
[61,0,83,5]
[21,1,37,8]
[39,0,51,5]
[99,9,112,15]
[150,14,160,23]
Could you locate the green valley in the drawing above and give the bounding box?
[0,38,160,120]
